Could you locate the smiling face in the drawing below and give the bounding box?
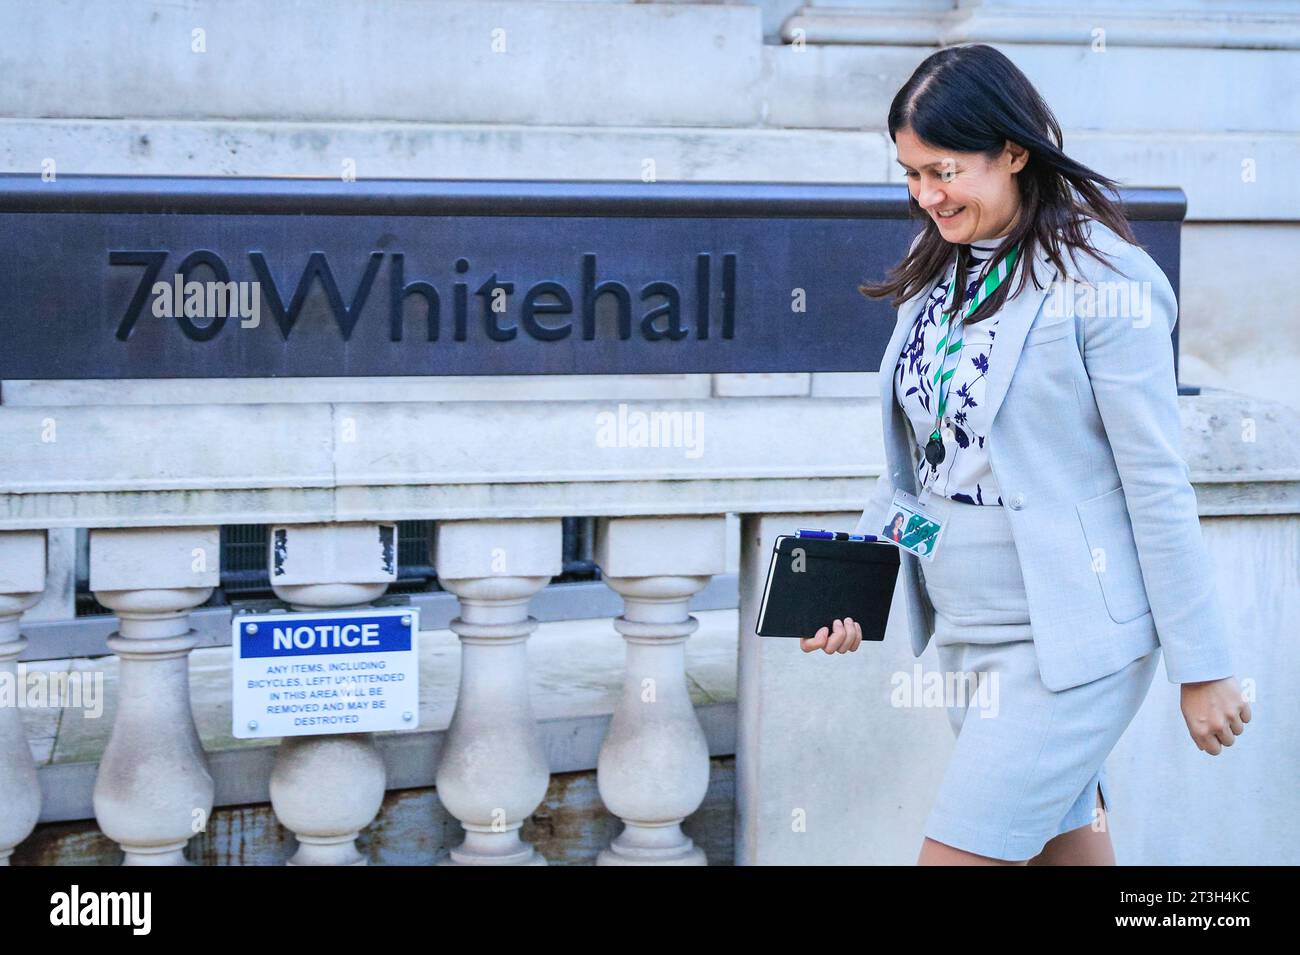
[895,126,1028,244]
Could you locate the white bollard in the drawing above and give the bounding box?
[267,522,396,866]
[431,519,561,866]
[0,529,45,865]
[90,527,219,865]
[593,516,727,865]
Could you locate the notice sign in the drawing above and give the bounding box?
[232,607,419,739]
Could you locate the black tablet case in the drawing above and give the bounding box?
[754,535,900,639]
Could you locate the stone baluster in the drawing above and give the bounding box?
[0,531,46,865]
[431,519,560,866]
[267,522,396,866]
[593,516,726,865]
[90,527,219,865]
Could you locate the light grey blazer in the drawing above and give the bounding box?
[854,218,1235,691]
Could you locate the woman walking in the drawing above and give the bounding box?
[802,44,1251,866]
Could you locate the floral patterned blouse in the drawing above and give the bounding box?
[895,237,1007,506]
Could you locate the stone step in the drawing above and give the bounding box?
[4,116,1292,220]
[2,0,766,127]
[6,2,1296,136]
[768,36,1300,134]
[0,116,888,181]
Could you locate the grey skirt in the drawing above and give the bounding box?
[916,491,1159,861]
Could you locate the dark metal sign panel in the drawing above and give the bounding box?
[0,176,1184,379]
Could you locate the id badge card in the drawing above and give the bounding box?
[880,489,946,561]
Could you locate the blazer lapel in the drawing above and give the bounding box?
[978,241,1059,434]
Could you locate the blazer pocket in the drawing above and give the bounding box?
[1075,485,1152,624]
[1023,317,1073,346]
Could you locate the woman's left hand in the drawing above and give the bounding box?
[1180,677,1251,755]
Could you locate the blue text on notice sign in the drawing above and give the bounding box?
[240,613,413,659]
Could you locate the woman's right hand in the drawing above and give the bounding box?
[800,618,863,654]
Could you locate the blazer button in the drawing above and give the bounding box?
[1009,493,1025,510]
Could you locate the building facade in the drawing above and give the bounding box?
[1,0,1296,865]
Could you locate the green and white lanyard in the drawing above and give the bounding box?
[923,241,1021,469]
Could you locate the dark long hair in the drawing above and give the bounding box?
[859,44,1137,324]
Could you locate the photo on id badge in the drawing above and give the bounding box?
[881,489,945,560]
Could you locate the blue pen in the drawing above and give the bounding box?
[795,529,880,542]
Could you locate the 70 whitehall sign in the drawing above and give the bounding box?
[118,249,739,343]
[0,177,1185,380]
